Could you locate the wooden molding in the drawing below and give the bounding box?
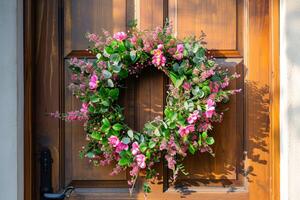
[24,0,33,199]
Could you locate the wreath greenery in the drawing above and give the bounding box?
[52,21,240,194]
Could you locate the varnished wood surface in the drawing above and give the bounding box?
[25,0,280,199]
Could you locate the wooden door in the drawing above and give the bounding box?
[28,0,279,199]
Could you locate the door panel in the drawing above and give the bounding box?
[32,0,277,199]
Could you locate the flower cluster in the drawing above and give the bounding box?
[53,21,240,194]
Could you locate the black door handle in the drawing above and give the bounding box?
[43,186,75,200]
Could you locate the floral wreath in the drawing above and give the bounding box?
[52,21,240,194]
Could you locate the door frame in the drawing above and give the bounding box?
[23,0,280,199]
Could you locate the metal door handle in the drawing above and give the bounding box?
[43,186,75,199]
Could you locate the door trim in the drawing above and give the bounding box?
[23,0,280,199]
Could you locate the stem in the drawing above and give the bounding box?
[129,174,139,196]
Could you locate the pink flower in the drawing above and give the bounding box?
[165,154,176,170]
[176,44,184,53]
[69,57,78,65]
[205,99,215,118]
[157,44,164,50]
[210,82,220,93]
[173,43,184,60]
[152,48,166,68]
[87,33,100,43]
[187,110,200,124]
[89,74,98,90]
[129,163,139,176]
[178,125,195,137]
[116,142,129,153]
[131,142,140,156]
[135,154,146,169]
[221,77,229,88]
[129,35,137,45]
[113,32,127,41]
[182,82,191,91]
[80,103,88,114]
[200,69,215,81]
[108,136,120,147]
[168,47,176,55]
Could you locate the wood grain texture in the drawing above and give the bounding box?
[270,0,280,199]
[33,0,62,199]
[64,0,127,55]
[170,0,237,50]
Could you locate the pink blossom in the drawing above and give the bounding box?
[205,99,215,118]
[221,77,230,88]
[115,142,129,153]
[165,154,176,170]
[182,82,191,91]
[131,142,140,156]
[168,47,176,55]
[79,84,86,90]
[69,57,78,65]
[113,32,127,41]
[152,48,166,68]
[129,164,139,176]
[210,82,220,93]
[129,35,137,45]
[80,103,88,114]
[200,69,215,81]
[176,44,184,53]
[173,43,184,60]
[108,136,120,147]
[87,33,101,43]
[178,125,195,137]
[71,74,78,81]
[135,154,146,169]
[187,110,200,124]
[157,44,164,50]
[89,74,98,90]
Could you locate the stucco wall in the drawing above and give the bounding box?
[281,0,300,200]
[0,0,23,200]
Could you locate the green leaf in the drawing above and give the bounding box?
[206,137,215,145]
[110,53,121,64]
[169,71,178,86]
[139,143,147,153]
[118,157,131,166]
[149,141,156,149]
[118,69,128,79]
[112,123,123,131]
[90,131,101,140]
[143,183,152,193]
[127,130,134,139]
[101,100,110,107]
[101,124,110,133]
[202,86,211,95]
[102,70,112,79]
[121,137,131,144]
[201,132,208,139]
[175,76,185,88]
[107,79,114,87]
[86,152,95,158]
[188,144,196,155]
[117,42,126,52]
[130,50,136,61]
[102,118,111,127]
[104,46,114,54]
[112,64,122,73]
[109,88,119,100]
[90,95,100,103]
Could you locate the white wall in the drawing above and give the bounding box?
[0,0,23,200]
[281,0,300,200]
